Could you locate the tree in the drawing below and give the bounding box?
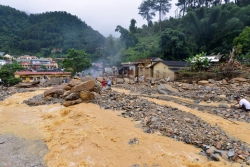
[138,0,156,26]
[62,48,91,75]
[115,22,138,49]
[159,28,187,60]
[151,0,172,32]
[129,19,137,34]
[1,61,24,73]
[0,62,23,86]
[233,26,250,55]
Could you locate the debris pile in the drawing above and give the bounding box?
[24,76,102,107]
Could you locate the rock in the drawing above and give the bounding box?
[157,84,178,94]
[219,95,226,99]
[62,100,75,107]
[64,93,79,101]
[185,137,191,144]
[238,154,246,160]
[93,80,102,94]
[44,86,64,97]
[64,85,72,91]
[216,141,222,149]
[232,78,247,83]
[116,78,125,84]
[206,146,216,154]
[183,118,193,123]
[215,150,228,159]
[92,92,101,99]
[193,100,200,104]
[198,80,209,85]
[62,90,71,97]
[222,79,228,85]
[70,80,95,93]
[75,98,83,104]
[124,78,130,84]
[69,78,81,86]
[128,138,139,145]
[79,90,95,101]
[219,104,228,108]
[81,75,95,82]
[130,164,140,167]
[210,154,220,161]
[44,96,52,101]
[208,79,215,84]
[199,151,207,156]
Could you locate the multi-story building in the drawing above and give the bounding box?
[17,55,58,69]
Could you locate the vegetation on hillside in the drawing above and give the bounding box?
[0,5,105,60]
[111,2,250,64]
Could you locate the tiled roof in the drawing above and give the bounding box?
[161,61,190,67]
[15,71,71,75]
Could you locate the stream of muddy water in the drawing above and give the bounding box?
[0,88,244,167]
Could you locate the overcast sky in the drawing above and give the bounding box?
[1,0,178,37]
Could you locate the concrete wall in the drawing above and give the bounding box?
[153,62,175,80]
[138,67,152,78]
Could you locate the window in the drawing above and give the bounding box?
[22,77,26,81]
[30,77,33,80]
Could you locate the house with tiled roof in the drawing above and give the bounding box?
[120,57,163,78]
[120,58,190,80]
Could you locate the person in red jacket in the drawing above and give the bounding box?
[101,78,106,87]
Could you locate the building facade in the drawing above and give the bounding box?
[14,71,71,83]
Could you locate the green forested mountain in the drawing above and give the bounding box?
[112,2,250,63]
[0,5,105,58]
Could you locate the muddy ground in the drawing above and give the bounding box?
[0,81,250,167]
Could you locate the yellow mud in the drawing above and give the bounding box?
[0,89,243,167]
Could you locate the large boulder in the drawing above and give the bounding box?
[70,80,95,93]
[44,86,64,97]
[198,80,209,85]
[79,90,95,101]
[157,84,179,94]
